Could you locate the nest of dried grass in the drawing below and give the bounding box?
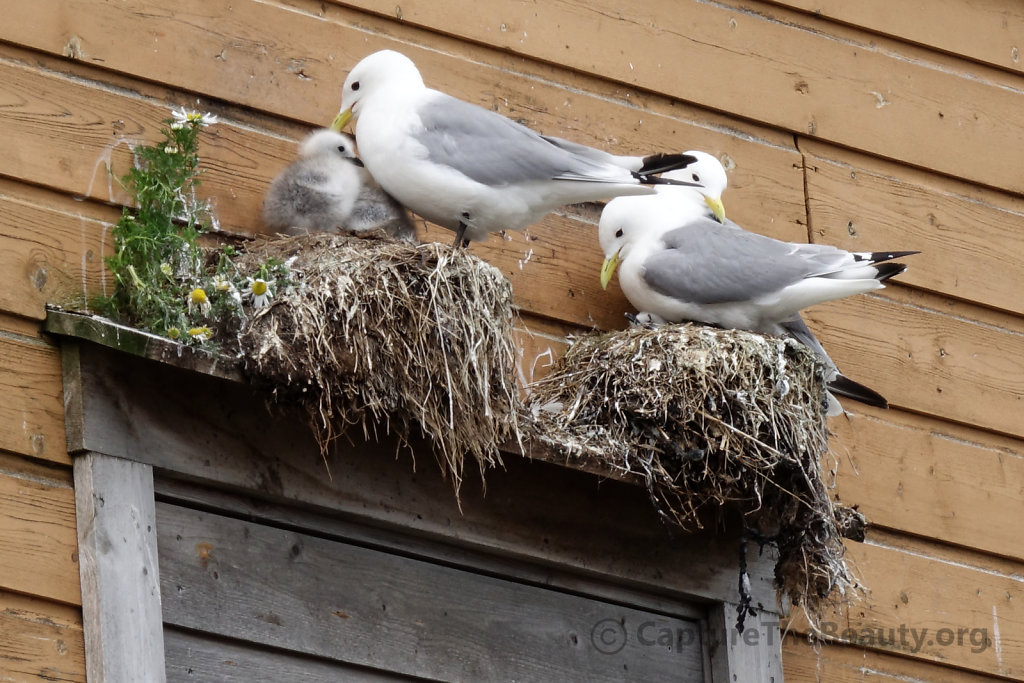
[233,233,521,495]
[526,323,860,619]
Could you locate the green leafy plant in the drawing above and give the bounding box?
[95,108,294,348]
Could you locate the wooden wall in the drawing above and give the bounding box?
[0,1,1021,680]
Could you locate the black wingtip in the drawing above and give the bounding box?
[869,250,920,263]
[875,262,910,282]
[637,153,700,175]
[830,374,889,409]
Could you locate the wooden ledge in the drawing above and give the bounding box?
[43,306,639,483]
[45,306,783,613]
[44,307,245,383]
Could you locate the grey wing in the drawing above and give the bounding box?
[539,134,629,167]
[720,217,864,277]
[415,95,621,186]
[643,218,829,304]
[263,167,333,228]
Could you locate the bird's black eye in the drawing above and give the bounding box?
[337,146,347,154]
[351,81,360,92]
[615,228,624,238]
[691,173,700,182]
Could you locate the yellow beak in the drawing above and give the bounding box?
[600,252,622,290]
[705,195,726,223]
[331,108,353,132]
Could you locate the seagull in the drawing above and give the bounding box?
[599,151,918,414]
[330,49,702,246]
[263,129,415,241]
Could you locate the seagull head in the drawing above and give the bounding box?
[660,151,729,223]
[598,196,653,289]
[332,50,425,132]
[598,158,731,289]
[300,129,358,159]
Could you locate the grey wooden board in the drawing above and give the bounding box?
[45,309,244,381]
[63,340,780,610]
[74,453,167,683]
[156,502,707,681]
[708,602,784,682]
[164,627,414,682]
[154,475,707,622]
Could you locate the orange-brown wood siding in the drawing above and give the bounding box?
[0,1,1021,679]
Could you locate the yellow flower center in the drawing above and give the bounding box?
[190,288,208,304]
[188,326,210,338]
[167,327,181,340]
[251,279,268,296]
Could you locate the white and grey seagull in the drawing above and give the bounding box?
[330,49,702,246]
[599,151,918,414]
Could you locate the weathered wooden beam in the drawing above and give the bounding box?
[158,502,707,680]
[709,602,784,683]
[45,308,243,383]
[74,453,166,683]
[50,318,781,609]
[164,627,401,682]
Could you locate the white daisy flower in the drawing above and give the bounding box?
[159,262,173,277]
[188,287,211,316]
[171,107,219,127]
[244,277,273,308]
[188,326,212,342]
[213,275,243,306]
[164,144,179,154]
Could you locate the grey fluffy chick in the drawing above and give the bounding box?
[263,129,415,241]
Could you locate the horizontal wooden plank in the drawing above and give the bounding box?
[0,451,74,488]
[165,627,405,682]
[45,310,245,383]
[0,43,807,332]
[1,0,799,149]
[0,469,79,605]
[0,180,114,321]
[782,633,998,683]
[512,314,573,388]
[830,406,1024,563]
[157,502,706,681]
[66,339,780,608]
[802,140,1024,317]
[346,0,1024,194]
[767,0,1024,75]
[0,590,85,683]
[0,320,68,465]
[0,40,806,231]
[0,50,294,233]
[803,288,1024,440]
[155,475,703,620]
[786,538,1023,678]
